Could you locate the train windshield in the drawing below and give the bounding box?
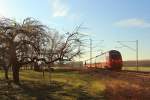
[110,52,121,60]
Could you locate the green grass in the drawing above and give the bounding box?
[0,70,106,100]
[123,66,150,72]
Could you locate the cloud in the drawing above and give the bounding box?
[115,18,150,28]
[50,0,69,17]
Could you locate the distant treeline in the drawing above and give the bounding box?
[123,60,150,67]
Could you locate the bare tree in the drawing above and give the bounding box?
[0,17,85,84]
[43,26,85,66]
[0,17,49,84]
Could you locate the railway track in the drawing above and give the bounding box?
[119,70,150,78]
[122,70,150,74]
[83,67,150,78]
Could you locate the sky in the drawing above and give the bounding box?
[0,0,150,61]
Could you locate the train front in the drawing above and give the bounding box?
[108,50,123,70]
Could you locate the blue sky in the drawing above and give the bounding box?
[0,0,150,60]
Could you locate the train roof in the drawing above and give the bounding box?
[109,50,120,53]
[85,50,121,61]
[100,50,120,54]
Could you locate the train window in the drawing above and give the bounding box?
[110,53,121,59]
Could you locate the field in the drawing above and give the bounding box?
[0,69,150,100]
[123,66,150,72]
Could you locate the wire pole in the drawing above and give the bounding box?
[84,39,104,68]
[90,38,92,67]
[136,40,139,71]
[117,40,139,71]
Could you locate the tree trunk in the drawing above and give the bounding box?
[34,62,40,71]
[9,42,20,84]
[12,64,20,84]
[3,65,9,80]
[4,69,9,80]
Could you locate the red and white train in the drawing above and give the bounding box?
[85,50,123,70]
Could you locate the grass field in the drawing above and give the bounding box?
[0,69,150,100]
[0,70,106,100]
[123,66,150,72]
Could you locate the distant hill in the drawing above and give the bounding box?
[123,60,150,67]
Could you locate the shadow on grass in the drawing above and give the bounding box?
[18,80,104,100]
[19,81,64,100]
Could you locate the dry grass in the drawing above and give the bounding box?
[105,80,150,100]
[82,69,150,100]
